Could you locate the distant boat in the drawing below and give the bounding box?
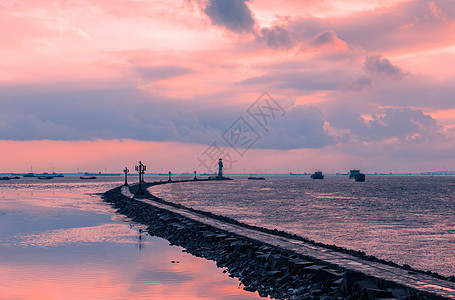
[349,169,361,179]
[248,176,265,180]
[10,176,20,179]
[349,169,365,181]
[311,171,324,179]
[82,172,120,176]
[354,173,366,182]
[37,176,53,180]
[200,172,217,176]
[51,172,64,177]
[0,176,11,180]
[80,176,96,180]
[23,173,35,177]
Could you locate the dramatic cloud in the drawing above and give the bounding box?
[0,83,336,151]
[344,77,372,91]
[290,0,455,53]
[257,105,333,149]
[0,86,217,143]
[312,30,341,46]
[364,54,404,79]
[259,25,293,49]
[204,0,256,33]
[326,107,443,142]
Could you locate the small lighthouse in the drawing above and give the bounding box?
[217,158,223,179]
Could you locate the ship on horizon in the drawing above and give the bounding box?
[310,171,324,179]
[349,169,365,181]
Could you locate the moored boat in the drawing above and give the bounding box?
[37,176,53,180]
[80,176,97,180]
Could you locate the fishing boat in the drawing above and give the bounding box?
[310,171,324,179]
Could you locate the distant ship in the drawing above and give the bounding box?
[349,169,361,179]
[354,173,366,182]
[23,173,35,177]
[0,176,11,180]
[80,176,96,180]
[82,172,120,176]
[310,171,324,179]
[37,176,53,180]
[248,176,265,180]
[200,172,217,176]
[349,169,365,181]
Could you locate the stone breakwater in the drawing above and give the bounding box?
[102,184,453,299]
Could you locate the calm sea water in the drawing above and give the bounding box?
[151,175,455,277]
[0,176,261,300]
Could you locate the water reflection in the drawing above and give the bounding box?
[0,178,262,299]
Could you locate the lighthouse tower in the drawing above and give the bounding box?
[217,158,223,179]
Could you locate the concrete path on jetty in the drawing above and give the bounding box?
[122,181,455,299]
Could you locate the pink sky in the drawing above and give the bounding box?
[1,0,455,174]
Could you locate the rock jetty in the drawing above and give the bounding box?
[102,184,453,299]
